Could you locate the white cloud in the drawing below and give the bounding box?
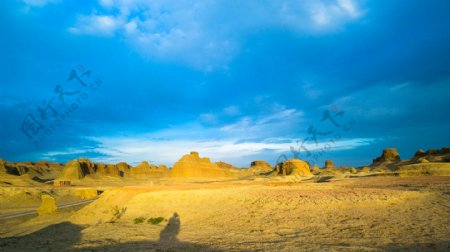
[338,0,360,17]
[76,135,374,167]
[63,0,365,69]
[69,15,123,36]
[309,0,362,27]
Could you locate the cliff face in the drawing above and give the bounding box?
[57,159,96,180]
[171,152,235,178]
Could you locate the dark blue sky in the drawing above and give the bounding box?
[1,0,449,167]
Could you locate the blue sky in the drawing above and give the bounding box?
[1,0,449,167]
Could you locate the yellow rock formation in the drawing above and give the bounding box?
[130,161,168,178]
[248,160,273,175]
[171,152,235,178]
[37,194,57,216]
[277,158,312,176]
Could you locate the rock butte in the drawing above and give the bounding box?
[171,152,235,178]
[276,158,312,177]
[247,160,273,175]
[373,148,401,164]
[324,160,335,169]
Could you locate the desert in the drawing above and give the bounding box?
[2,1,450,251]
[0,148,449,251]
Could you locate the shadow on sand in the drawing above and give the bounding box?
[0,212,222,252]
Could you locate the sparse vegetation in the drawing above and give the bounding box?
[109,205,126,223]
[147,217,165,225]
[134,217,146,224]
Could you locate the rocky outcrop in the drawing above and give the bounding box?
[276,158,312,177]
[323,160,335,169]
[247,160,273,175]
[37,195,57,216]
[171,152,235,178]
[372,148,401,164]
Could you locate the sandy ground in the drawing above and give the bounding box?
[0,176,449,251]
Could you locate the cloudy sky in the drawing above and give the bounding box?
[1,0,449,167]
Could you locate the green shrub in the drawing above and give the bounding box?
[147,217,164,225]
[134,217,146,224]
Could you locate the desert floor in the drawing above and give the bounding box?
[0,176,449,251]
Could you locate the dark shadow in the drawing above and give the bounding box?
[380,242,450,251]
[31,176,53,183]
[316,176,334,183]
[159,212,180,243]
[0,222,84,252]
[0,214,223,252]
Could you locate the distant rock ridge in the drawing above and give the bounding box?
[130,161,169,178]
[0,159,64,179]
[171,152,235,178]
[412,147,450,163]
[54,158,170,182]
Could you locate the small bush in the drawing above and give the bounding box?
[109,206,127,223]
[134,217,146,224]
[147,217,164,225]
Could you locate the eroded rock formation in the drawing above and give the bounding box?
[171,152,235,178]
[276,158,312,177]
[130,161,168,178]
[247,160,273,175]
[37,194,57,216]
[373,148,401,164]
[324,160,335,169]
[0,159,64,180]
